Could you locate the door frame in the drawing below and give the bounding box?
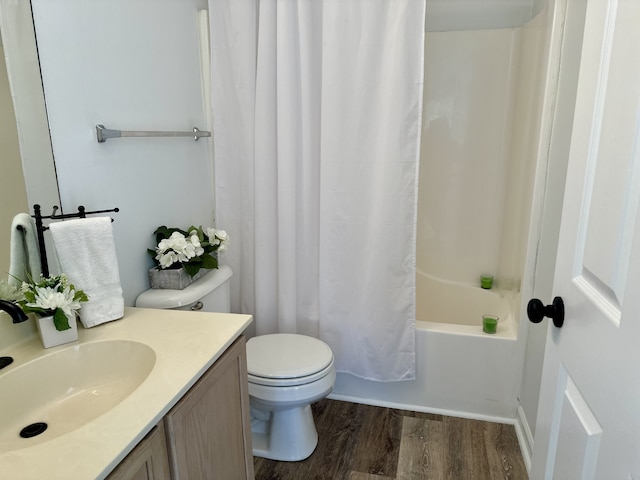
[513,0,589,470]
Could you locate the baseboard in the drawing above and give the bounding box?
[514,405,534,474]
[328,392,516,425]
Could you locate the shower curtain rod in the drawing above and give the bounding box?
[95,124,211,143]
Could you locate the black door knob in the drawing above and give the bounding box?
[527,297,564,328]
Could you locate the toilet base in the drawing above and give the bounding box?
[251,403,318,461]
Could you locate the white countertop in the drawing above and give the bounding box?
[0,307,253,479]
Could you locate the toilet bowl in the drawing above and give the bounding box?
[247,334,336,461]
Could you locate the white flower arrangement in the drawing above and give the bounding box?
[148,225,228,277]
[18,274,88,331]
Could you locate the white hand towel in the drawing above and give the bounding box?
[49,217,124,328]
[9,213,42,286]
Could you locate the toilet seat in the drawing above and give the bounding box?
[248,360,335,387]
[247,334,334,387]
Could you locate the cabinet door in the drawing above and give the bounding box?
[107,422,171,480]
[164,335,254,480]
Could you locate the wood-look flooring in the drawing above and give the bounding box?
[254,399,528,480]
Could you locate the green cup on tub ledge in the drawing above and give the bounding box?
[482,314,499,334]
[480,274,494,289]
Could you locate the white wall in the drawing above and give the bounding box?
[31,0,214,305]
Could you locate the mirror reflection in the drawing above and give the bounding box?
[0,7,60,284]
[0,33,29,277]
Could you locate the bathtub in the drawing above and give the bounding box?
[415,270,517,338]
[329,271,521,421]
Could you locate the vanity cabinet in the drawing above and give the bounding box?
[108,335,254,480]
[164,335,254,479]
[107,422,171,480]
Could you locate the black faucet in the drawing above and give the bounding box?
[0,300,28,323]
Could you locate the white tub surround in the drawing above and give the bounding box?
[425,0,540,31]
[418,27,519,287]
[0,307,252,479]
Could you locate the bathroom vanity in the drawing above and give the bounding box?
[0,307,254,479]
[108,336,253,480]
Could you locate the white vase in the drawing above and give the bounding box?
[35,314,79,349]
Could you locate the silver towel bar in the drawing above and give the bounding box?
[96,124,211,143]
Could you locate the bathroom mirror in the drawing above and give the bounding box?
[0,1,60,280]
[0,31,28,276]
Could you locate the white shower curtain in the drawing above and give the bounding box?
[209,0,425,381]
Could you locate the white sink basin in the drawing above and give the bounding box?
[0,340,156,450]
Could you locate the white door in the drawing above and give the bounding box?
[530,0,640,478]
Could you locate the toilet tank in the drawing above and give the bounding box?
[135,265,232,313]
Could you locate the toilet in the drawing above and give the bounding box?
[134,266,336,462]
[246,333,335,461]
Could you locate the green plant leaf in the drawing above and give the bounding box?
[183,262,200,276]
[201,254,218,270]
[74,290,89,302]
[153,226,169,244]
[53,309,71,331]
[23,290,36,303]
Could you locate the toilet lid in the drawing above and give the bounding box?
[246,334,334,380]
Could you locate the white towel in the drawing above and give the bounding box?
[9,213,42,286]
[49,217,124,328]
